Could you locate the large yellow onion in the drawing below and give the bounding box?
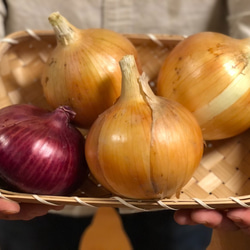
[41,12,140,128]
[157,32,250,140]
[85,55,203,199]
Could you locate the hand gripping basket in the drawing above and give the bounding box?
[1,29,250,211]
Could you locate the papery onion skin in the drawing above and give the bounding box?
[157,32,250,140]
[41,12,141,129]
[85,55,204,199]
[0,104,87,195]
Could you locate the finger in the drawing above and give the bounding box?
[174,209,197,225]
[190,209,239,231]
[19,203,64,220]
[227,208,250,224]
[0,204,49,220]
[227,208,250,235]
[190,209,223,225]
[0,203,64,221]
[0,198,20,214]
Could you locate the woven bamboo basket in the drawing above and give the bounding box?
[1,29,250,211]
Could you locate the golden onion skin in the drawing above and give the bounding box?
[41,12,140,128]
[157,32,250,140]
[85,55,204,199]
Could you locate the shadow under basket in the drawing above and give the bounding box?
[0,30,250,211]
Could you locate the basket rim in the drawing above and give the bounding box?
[1,188,250,210]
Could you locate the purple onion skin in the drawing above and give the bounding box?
[0,104,87,195]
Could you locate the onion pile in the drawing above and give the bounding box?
[85,55,204,199]
[5,17,244,199]
[0,104,87,195]
[41,12,140,129]
[157,32,250,140]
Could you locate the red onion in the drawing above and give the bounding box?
[0,104,87,195]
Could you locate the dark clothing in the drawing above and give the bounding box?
[0,210,212,250]
[121,210,212,250]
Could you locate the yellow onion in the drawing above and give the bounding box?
[157,32,250,140]
[41,12,140,128]
[85,55,203,199]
